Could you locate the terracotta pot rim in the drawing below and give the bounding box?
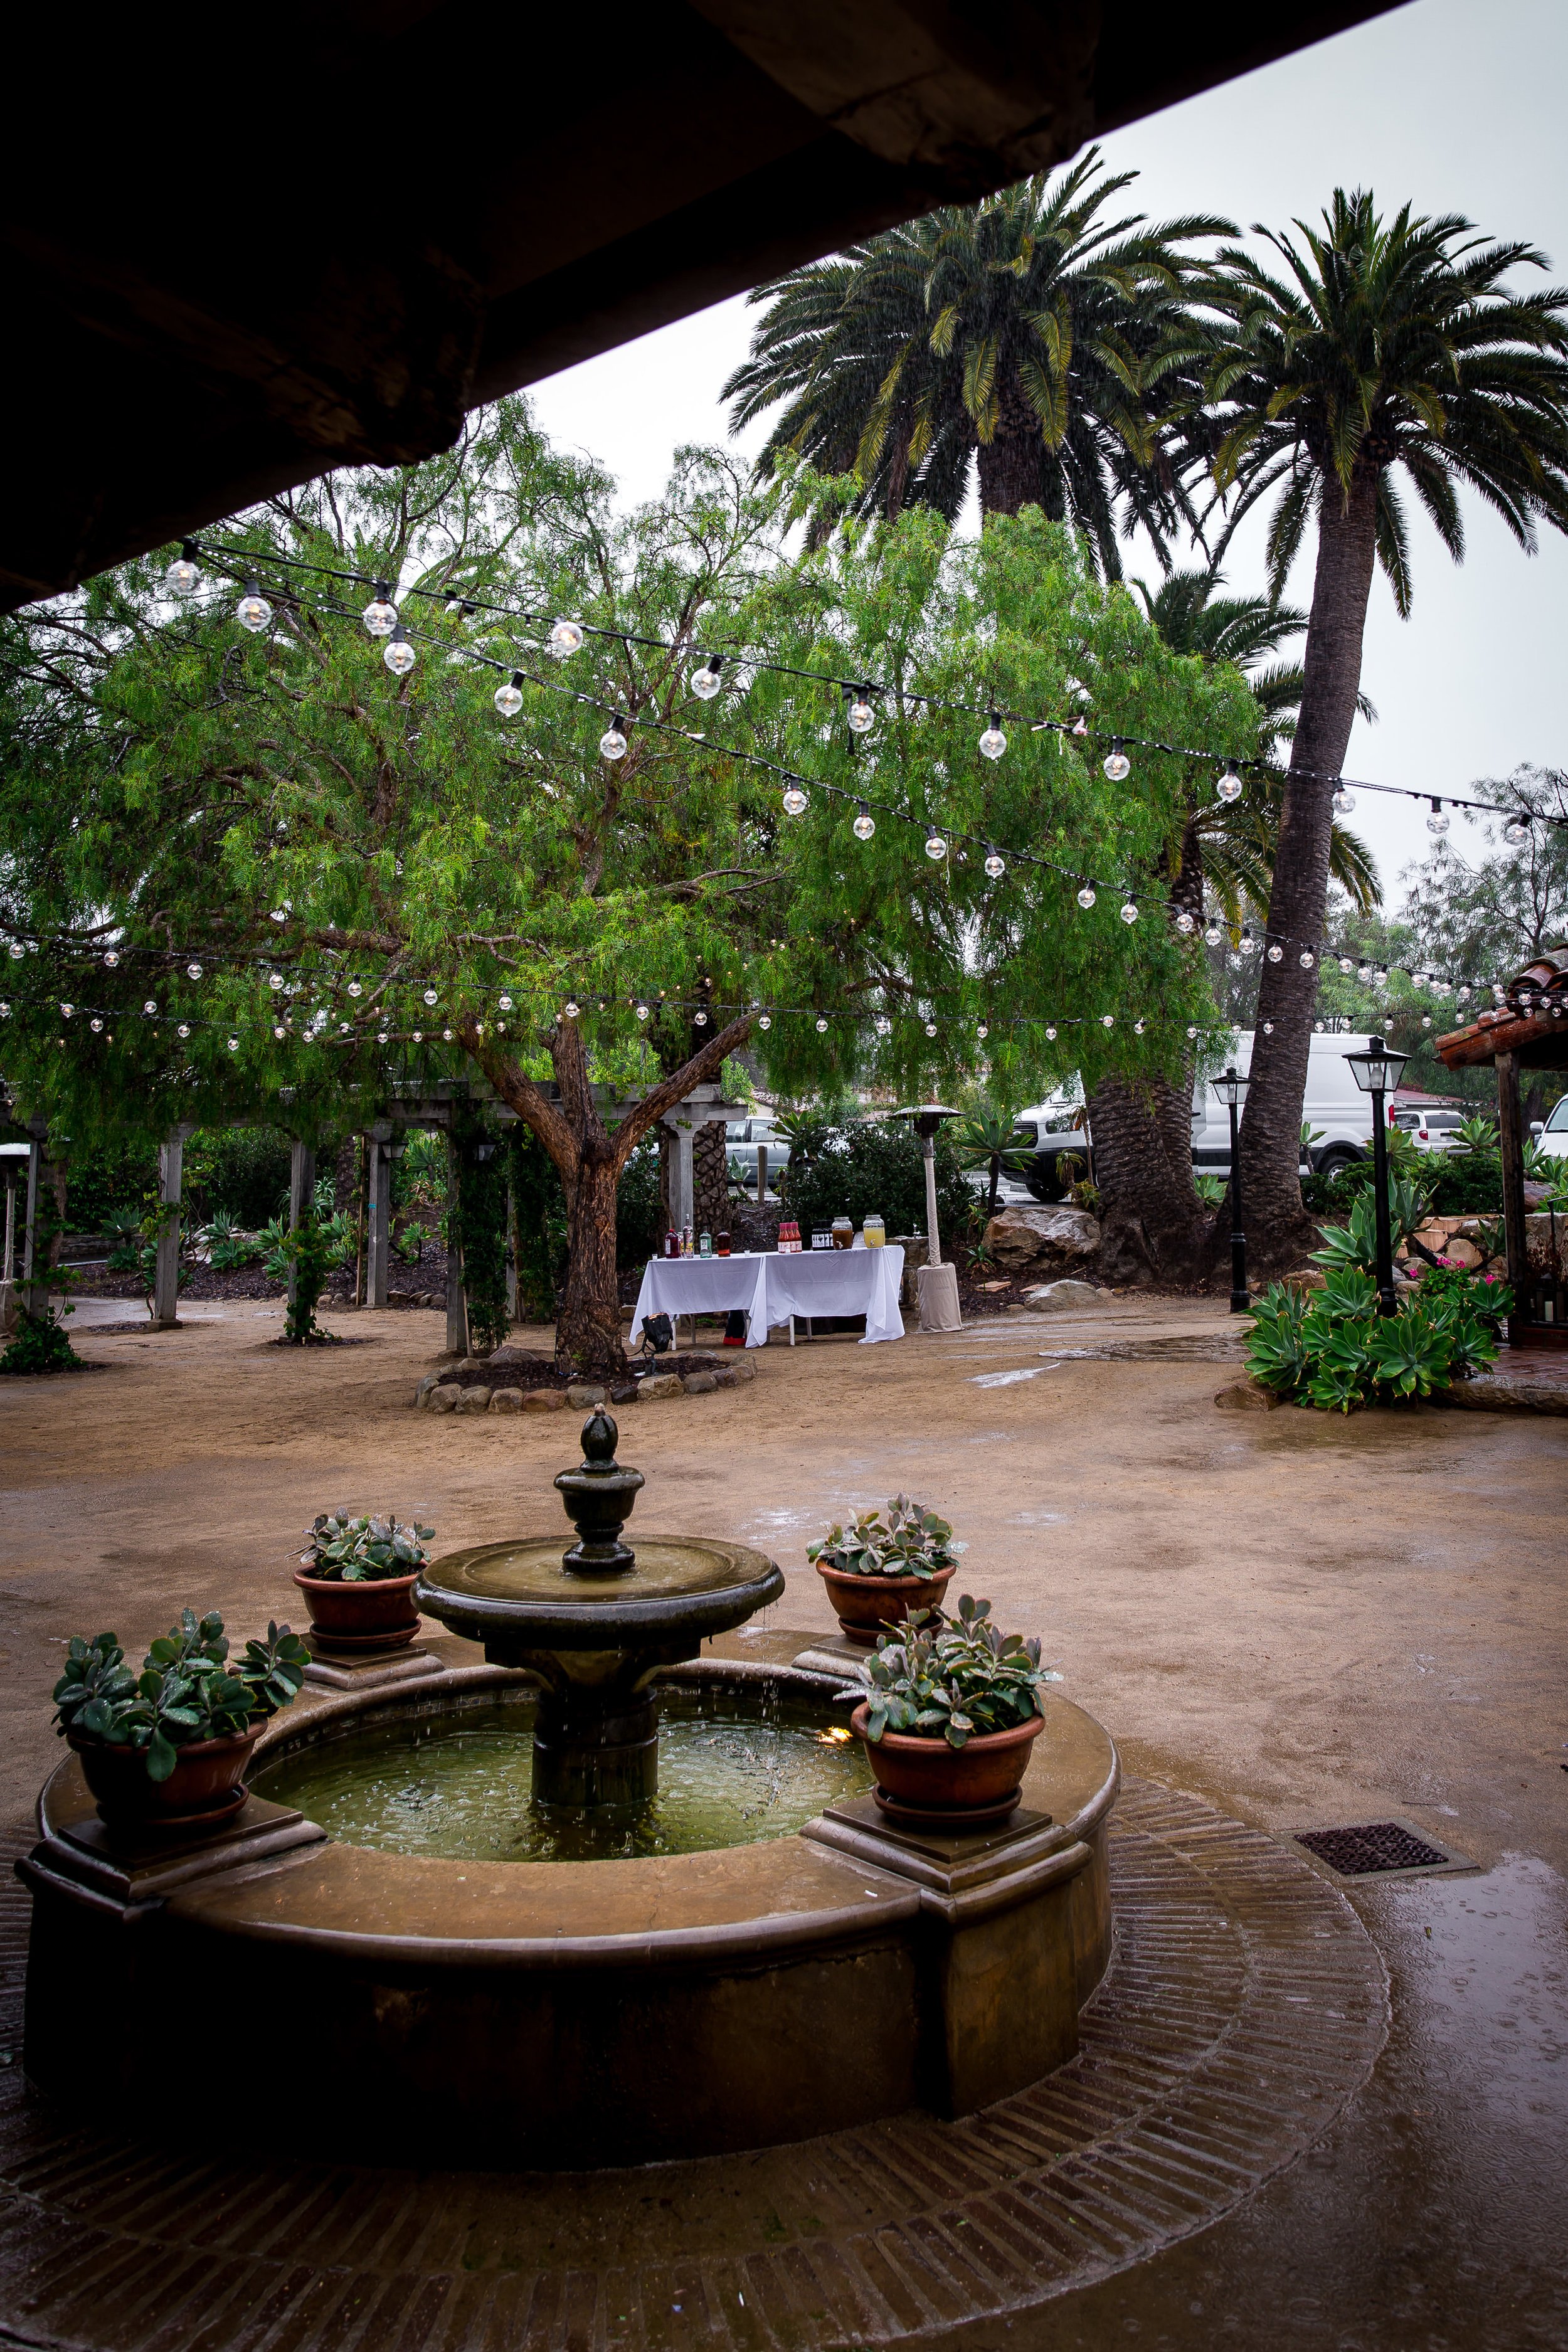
[292,1569,420,1593]
[66,1724,262,1762]
[813,1562,953,1590]
[848,1704,1044,1756]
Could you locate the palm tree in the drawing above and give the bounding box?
[724,153,1227,571]
[1189,190,1568,1256]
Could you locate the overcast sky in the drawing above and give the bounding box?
[528,0,1568,907]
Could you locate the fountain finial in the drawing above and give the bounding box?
[554,1410,645,1576]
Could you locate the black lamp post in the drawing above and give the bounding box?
[1343,1034,1411,1316]
[1212,1066,1251,1312]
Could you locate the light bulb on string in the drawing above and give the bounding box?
[1240,928,1256,955]
[91,1017,102,1033]
[268,972,283,990]
[1458,984,1472,1003]
[874,1015,890,1036]
[1187,1024,1199,1040]
[143,999,156,1014]
[1119,899,1138,926]
[362,583,398,639]
[563,999,580,1019]
[187,961,203,980]
[1357,961,1372,984]
[228,1036,239,1052]
[548,618,585,658]
[781,783,808,817]
[924,829,947,861]
[845,689,875,735]
[852,803,876,841]
[1204,921,1222,947]
[377,1030,388,1044]
[236,578,272,633]
[274,1024,286,1040]
[984,846,1006,880]
[815,1016,829,1033]
[177,1022,190,1039]
[1175,911,1195,935]
[635,1001,649,1021]
[383,624,417,677]
[423,988,438,1006]
[347,980,362,999]
[1134,1019,1145,1035]
[600,715,628,761]
[1299,949,1316,970]
[978,712,1007,761]
[691,654,723,701]
[977,1022,988,1040]
[499,993,514,1012]
[413,1029,423,1043]
[1101,1014,1115,1029]
[443,1027,453,1041]
[60,1002,73,1018]
[1267,943,1283,963]
[1046,1024,1057,1041]
[1103,742,1131,783]
[165,540,200,596]
[1504,814,1530,846]
[1076,886,1096,909]
[1426,798,1450,837]
[7,943,20,960]
[494,672,524,719]
[1261,1020,1274,1036]
[1216,767,1243,805]
[1333,787,1355,815]
[1338,956,1353,974]
[694,1010,708,1026]
[758,1013,771,1030]
[1374,965,1389,987]
[924,1020,937,1037]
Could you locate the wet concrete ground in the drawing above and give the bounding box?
[1,1296,1564,2347]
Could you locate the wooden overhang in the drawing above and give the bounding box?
[2,0,1399,613]
[1436,949,1568,1341]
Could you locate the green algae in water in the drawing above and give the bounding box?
[253,1690,872,1862]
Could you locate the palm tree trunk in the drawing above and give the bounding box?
[976,368,1048,516]
[1087,1073,1208,1281]
[1237,469,1379,1266]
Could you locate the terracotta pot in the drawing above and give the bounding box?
[815,1561,953,1647]
[293,1569,420,1641]
[849,1704,1044,1817]
[69,1725,261,1824]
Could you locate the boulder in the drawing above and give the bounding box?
[682,1371,718,1394]
[1441,1236,1484,1271]
[454,1386,492,1414]
[426,1384,463,1413]
[566,1384,607,1407]
[414,1374,443,1407]
[608,1382,640,1405]
[457,1355,492,1372]
[1214,1379,1285,1412]
[489,1387,525,1413]
[982,1205,1101,1272]
[522,1389,568,1414]
[640,1374,684,1401]
[1020,1278,1103,1312]
[726,1355,758,1383]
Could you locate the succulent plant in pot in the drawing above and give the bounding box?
[294,1510,437,1650]
[850,1596,1061,1827]
[807,1495,964,1645]
[52,1610,310,1826]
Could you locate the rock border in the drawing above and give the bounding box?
[416,1357,758,1414]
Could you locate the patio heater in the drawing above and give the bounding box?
[1210,1066,1251,1313]
[1342,1035,1411,1316]
[890,1104,962,1332]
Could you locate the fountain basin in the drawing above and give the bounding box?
[19,1655,1118,2169]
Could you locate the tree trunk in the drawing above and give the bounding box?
[975,367,1047,516]
[1237,467,1379,1270]
[1087,1073,1209,1283]
[692,1120,728,1237]
[466,1007,755,1383]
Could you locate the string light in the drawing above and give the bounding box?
[758,1014,771,1030]
[1175,911,1195,935]
[875,1015,891,1036]
[1076,886,1096,909]
[1101,1013,1115,1028]
[563,999,580,1018]
[177,1022,189,1038]
[1046,1024,1057,1040]
[815,1015,829,1032]
[1504,814,1530,845]
[235,579,272,633]
[383,624,417,677]
[635,1001,649,1020]
[548,618,585,657]
[984,847,1006,880]
[845,689,875,736]
[979,712,1007,761]
[422,988,438,1005]
[362,584,398,639]
[781,783,808,816]
[977,1022,988,1039]
[1216,767,1243,805]
[1119,899,1138,926]
[494,672,524,719]
[1333,787,1355,815]
[1103,743,1131,783]
[1204,921,1222,947]
[1427,798,1450,837]
[924,829,947,861]
[187,961,203,979]
[853,803,876,840]
[143,999,156,1014]
[347,980,362,998]
[499,993,514,1011]
[1267,943,1283,963]
[1299,949,1316,969]
[691,654,724,701]
[600,715,628,760]
[165,540,200,596]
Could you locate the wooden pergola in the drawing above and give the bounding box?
[1436,947,1568,1346]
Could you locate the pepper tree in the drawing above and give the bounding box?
[0,404,1256,1380]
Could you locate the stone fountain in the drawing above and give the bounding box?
[412,1409,784,1806]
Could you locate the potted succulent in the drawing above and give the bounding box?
[294,1510,437,1648]
[52,1609,310,1826]
[850,1596,1061,1826]
[808,1495,963,1645]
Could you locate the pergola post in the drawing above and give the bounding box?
[445,1130,469,1356]
[1496,1050,1530,1340]
[19,1126,49,1318]
[366,1123,394,1309]
[287,1140,317,1317]
[152,1125,193,1329]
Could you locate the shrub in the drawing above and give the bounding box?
[450,1113,510,1352]
[1246,1260,1505,1414]
[52,1612,309,1781]
[299,1511,435,1581]
[183,1127,295,1228]
[785,1120,975,1246]
[0,1303,82,1375]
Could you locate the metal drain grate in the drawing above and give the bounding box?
[1295,1821,1451,1876]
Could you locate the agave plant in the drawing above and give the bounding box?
[300,1511,437,1582]
[862,1596,1061,1749]
[808,1495,963,1581]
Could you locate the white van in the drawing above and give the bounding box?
[1190,1032,1377,1178]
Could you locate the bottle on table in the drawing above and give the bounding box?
[717,1230,731,1256]
[831,1216,853,1250]
[862,1214,886,1249]
[662,1229,680,1259]
[699,1231,712,1257]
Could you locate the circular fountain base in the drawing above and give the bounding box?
[18,1658,1118,2171]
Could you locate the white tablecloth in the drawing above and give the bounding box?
[631,1246,905,1347]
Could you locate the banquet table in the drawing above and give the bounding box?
[630,1244,906,1347]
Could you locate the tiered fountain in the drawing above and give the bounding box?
[20,1417,1118,2169]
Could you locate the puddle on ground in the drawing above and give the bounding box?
[967,1365,1057,1387]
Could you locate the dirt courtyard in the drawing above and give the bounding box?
[2,1293,1565,2347]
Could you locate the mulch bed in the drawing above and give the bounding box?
[442,1347,737,1394]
